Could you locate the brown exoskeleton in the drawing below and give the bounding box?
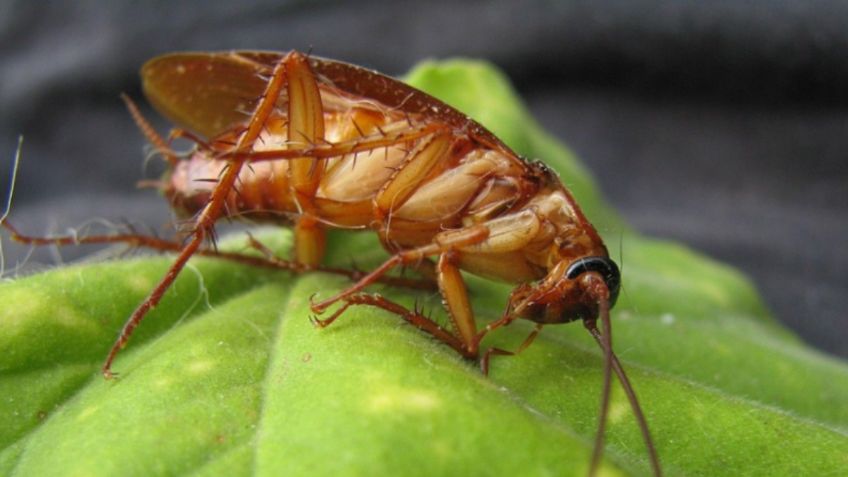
[2,51,661,476]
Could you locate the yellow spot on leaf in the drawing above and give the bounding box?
[187,359,215,375]
[367,387,440,413]
[126,274,155,294]
[77,405,99,421]
[607,400,628,425]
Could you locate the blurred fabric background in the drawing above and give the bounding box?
[0,0,845,357]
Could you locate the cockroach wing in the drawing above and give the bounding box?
[142,53,272,138]
[143,51,510,152]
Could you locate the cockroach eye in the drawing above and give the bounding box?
[565,256,621,306]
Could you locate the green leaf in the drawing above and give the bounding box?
[2,60,847,477]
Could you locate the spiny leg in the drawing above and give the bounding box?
[127,91,448,170]
[216,122,450,163]
[310,208,551,358]
[313,247,484,360]
[373,133,454,222]
[0,220,435,290]
[310,224,489,314]
[100,54,290,379]
[285,51,328,267]
[435,250,478,354]
[311,236,512,362]
[370,131,454,248]
[311,293,471,358]
[310,249,537,366]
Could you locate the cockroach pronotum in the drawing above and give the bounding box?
[2,51,661,476]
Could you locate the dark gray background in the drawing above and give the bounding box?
[0,1,845,358]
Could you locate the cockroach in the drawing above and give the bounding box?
[2,51,661,476]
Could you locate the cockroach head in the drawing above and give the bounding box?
[513,256,620,324]
[566,256,620,306]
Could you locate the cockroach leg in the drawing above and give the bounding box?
[310,230,491,360]
[310,225,489,314]
[436,250,478,352]
[100,54,292,379]
[1,220,178,250]
[286,51,325,201]
[215,123,449,163]
[286,51,327,267]
[479,323,543,376]
[121,93,179,166]
[293,215,325,266]
[1,218,436,293]
[472,285,540,375]
[310,292,472,358]
[374,133,454,222]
